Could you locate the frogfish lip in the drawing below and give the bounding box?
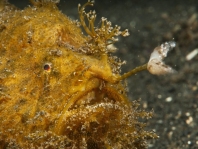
[54,81,128,136]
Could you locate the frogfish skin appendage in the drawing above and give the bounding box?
[0,1,157,148]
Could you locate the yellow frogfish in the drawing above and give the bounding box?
[0,0,159,148]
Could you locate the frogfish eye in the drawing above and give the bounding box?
[43,63,51,72]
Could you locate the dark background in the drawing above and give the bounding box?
[9,0,198,148]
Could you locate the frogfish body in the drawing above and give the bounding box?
[0,1,156,148]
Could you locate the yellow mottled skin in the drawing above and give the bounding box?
[0,1,156,148]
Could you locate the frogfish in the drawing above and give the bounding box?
[0,0,162,148]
